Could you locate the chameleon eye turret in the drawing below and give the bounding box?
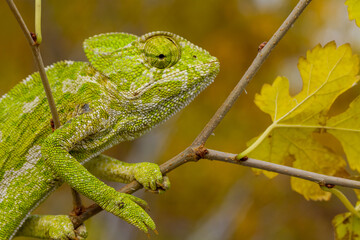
[143,36,181,69]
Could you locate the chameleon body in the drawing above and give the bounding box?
[0,31,219,239]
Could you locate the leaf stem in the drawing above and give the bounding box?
[238,121,360,159]
[237,123,276,159]
[321,186,360,218]
[35,0,42,44]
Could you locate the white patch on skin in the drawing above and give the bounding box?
[26,145,42,166]
[136,58,144,64]
[0,93,8,104]
[64,60,74,66]
[22,96,40,114]
[62,74,98,94]
[124,55,135,60]
[22,75,33,85]
[180,71,189,90]
[0,170,14,203]
[0,145,42,203]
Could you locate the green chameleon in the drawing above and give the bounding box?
[0,31,219,239]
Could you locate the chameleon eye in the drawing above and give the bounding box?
[144,36,181,69]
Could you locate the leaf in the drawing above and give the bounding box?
[346,0,360,27]
[328,96,360,172]
[245,42,359,200]
[333,204,360,240]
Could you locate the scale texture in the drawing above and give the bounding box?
[0,31,219,239]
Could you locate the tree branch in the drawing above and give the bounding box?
[6,0,83,215]
[71,0,314,228]
[72,146,360,227]
[192,0,312,146]
[6,0,60,128]
[206,149,360,189]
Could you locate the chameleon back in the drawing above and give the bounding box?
[0,61,101,238]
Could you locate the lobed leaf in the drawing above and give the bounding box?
[333,205,360,240]
[246,42,359,200]
[328,96,360,172]
[346,0,360,27]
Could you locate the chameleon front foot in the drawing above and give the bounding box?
[132,162,171,193]
[145,176,171,194]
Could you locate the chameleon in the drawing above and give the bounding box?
[0,31,220,239]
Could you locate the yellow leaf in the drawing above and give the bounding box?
[333,204,360,240]
[255,76,296,122]
[244,42,359,201]
[328,96,360,172]
[291,178,331,201]
[346,0,360,27]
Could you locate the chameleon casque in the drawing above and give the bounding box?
[0,31,219,239]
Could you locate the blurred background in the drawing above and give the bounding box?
[1,0,360,239]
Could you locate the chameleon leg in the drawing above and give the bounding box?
[85,154,170,192]
[41,109,156,233]
[15,215,87,240]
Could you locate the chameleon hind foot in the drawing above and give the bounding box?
[99,191,156,233]
[16,215,87,240]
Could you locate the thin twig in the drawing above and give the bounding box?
[192,0,312,146]
[71,188,85,216]
[71,0,313,227]
[6,0,60,128]
[6,0,83,214]
[206,149,360,189]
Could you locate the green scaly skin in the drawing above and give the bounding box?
[0,31,219,239]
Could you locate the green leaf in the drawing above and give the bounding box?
[333,205,360,240]
[243,42,359,200]
[345,0,360,27]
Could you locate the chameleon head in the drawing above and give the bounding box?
[84,31,219,123]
